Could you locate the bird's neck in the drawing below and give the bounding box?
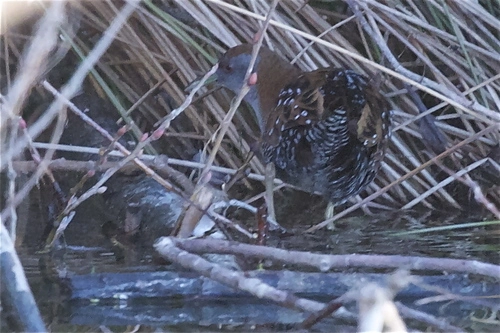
[244,87,265,130]
[244,54,301,132]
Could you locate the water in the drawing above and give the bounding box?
[9,186,500,332]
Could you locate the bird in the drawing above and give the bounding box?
[214,43,391,224]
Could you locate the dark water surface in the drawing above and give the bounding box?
[12,187,500,332]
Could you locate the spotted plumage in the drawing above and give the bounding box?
[215,44,391,205]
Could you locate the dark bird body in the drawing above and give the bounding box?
[216,44,391,205]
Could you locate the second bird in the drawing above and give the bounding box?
[214,43,391,209]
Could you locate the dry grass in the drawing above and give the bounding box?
[2,0,500,223]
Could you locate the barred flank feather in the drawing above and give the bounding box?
[262,69,391,204]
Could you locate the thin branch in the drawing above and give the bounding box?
[207,0,499,122]
[199,0,281,181]
[1,1,66,131]
[154,237,356,320]
[0,0,140,170]
[396,302,464,333]
[163,237,500,279]
[0,221,46,332]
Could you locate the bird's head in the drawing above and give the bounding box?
[215,44,257,94]
[214,44,300,130]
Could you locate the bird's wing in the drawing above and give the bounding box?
[319,69,390,148]
[262,68,390,149]
[262,70,328,146]
[355,82,391,148]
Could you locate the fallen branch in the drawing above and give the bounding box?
[154,237,356,321]
[162,237,500,278]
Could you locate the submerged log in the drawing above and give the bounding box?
[67,270,498,301]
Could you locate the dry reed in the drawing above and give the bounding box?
[2,0,499,222]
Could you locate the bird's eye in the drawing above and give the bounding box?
[224,64,233,72]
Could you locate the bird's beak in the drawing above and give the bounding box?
[184,71,218,93]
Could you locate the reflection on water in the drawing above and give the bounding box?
[276,209,500,262]
[13,184,499,332]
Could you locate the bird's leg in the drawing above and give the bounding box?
[222,151,254,192]
[265,162,277,223]
[325,202,335,230]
